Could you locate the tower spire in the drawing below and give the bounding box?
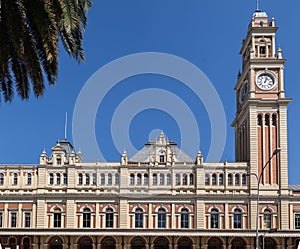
[256,0,260,11]
[64,112,67,140]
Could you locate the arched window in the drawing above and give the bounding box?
[56,173,61,185]
[144,173,148,185]
[130,173,135,185]
[83,208,91,228]
[166,173,171,185]
[233,208,242,228]
[63,173,68,185]
[0,173,4,185]
[235,174,240,185]
[180,208,189,228]
[107,173,112,185]
[157,208,166,228]
[137,174,142,185]
[92,173,97,185]
[257,114,262,126]
[210,208,219,228]
[78,237,93,249]
[207,237,222,249]
[205,174,210,185]
[101,173,105,185]
[295,214,300,229]
[49,237,63,249]
[26,173,32,185]
[131,237,146,249]
[49,173,54,185]
[189,174,194,185]
[263,209,272,229]
[177,238,192,249]
[212,174,217,185]
[135,208,143,228]
[23,238,30,249]
[272,114,277,126]
[231,238,246,249]
[78,173,83,185]
[153,237,168,249]
[264,238,275,249]
[176,174,180,185]
[228,174,233,185]
[101,237,116,249]
[13,173,18,185]
[53,208,61,228]
[153,174,157,185]
[182,174,188,185]
[105,208,114,228]
[265,114,270,126]
[242,174,246,185]
[219,174,224,186]
[85,174,90,185]
[115,173,119,185]
[160,174,165,185]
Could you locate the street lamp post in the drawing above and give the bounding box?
[247,148,281,249]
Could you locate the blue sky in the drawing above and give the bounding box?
[0,1,299,184]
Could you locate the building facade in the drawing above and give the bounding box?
[0,9,300,249]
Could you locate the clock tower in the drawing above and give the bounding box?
[232,10,291,193]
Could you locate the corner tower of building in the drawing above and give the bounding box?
[232,10,291,193]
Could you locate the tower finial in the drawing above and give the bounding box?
[256,0,259,11]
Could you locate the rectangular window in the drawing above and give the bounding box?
[86,174,90,185]
[53,213,61,228]
[11,212,17,227]
[24,212,31,228]
[0,213,3,227]
[63,173,68,185]
[92,173,97,185]
[263,214,271,229]
[234,214,242,228]
[295,214,300,229]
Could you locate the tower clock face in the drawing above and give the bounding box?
[239,80,249,104]
[256,73,276,90]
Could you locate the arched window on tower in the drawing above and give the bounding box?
[272,114,277,126]
[85,173,90,185]
[166,173,171,185]
[257,114,262,126]
[265,114,270,126]
[160,174,165,185]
